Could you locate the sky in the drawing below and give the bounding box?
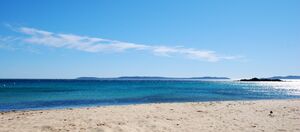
[0,0,299,79]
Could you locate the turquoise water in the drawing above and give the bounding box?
[0,79,300,111]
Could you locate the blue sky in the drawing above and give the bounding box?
[0,0,299,79]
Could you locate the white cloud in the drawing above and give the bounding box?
[0,36,19,50]
[12,27,239,62]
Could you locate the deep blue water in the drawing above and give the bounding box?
[0,79,300,111]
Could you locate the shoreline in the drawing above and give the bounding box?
[1,99,300,132]
[1,98,299,113]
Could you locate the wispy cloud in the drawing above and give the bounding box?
[0,36,19,51]
[5,26,240,62]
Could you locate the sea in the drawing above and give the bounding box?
[1,79,300,111]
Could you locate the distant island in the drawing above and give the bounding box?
[75,77,103,80]
[188,77,230,79]
[240,78,282,82]
[76,76,230,80]
[117,76,168,79]
[268,76,300,79]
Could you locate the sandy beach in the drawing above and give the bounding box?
[0,99,300,132]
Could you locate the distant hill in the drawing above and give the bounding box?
[76,76,230,80]
[189,77,230,79]
[118,76,167,79]
[269,76,300,79]
[76,77,104,80]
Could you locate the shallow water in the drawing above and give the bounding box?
[0,79,300,111]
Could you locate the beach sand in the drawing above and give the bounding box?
[0,99,300,132]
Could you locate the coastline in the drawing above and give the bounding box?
[1,99,300,132]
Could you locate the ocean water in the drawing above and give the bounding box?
[0,79,300,111]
